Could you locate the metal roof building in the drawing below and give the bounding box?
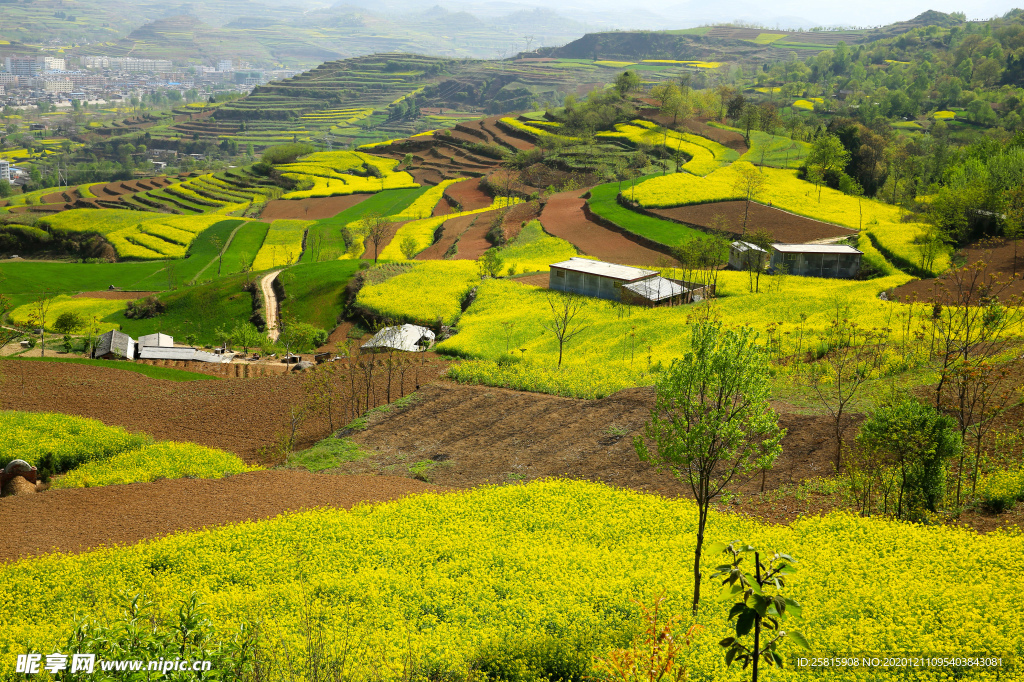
[729,241,768,271]
[137,332,173,348]
[361,324,435,353]
[623,277,688,303]
[93,330,135,360]
[137,346,235,363]
[548,257,658,302]
[769,244,862,279]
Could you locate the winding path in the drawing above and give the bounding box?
[260,269,283,342]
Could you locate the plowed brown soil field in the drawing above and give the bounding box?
[541,191,672,267]
[893,239,1024,303]
[334,383,846,511]
[73,290,158,300]
[444,179,493,211]
[0,360,446,461]
[261,194,370,221]
[0,471,443,562]
[650,201,856,243]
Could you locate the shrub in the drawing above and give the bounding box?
[124,295,165,320]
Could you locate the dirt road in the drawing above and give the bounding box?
[261,269,282,342]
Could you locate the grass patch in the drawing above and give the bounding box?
[587,178,705,248]
[285,435,374,472]
[221,221,270,274]
[111,272,257,346]
[278,259,364,330]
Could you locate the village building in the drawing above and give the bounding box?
[92,330,135,360]
[361,324,435,353]
[769,244,862,279]
[548,257,709,306]
[137,332,174,349]
[728,241,768,271]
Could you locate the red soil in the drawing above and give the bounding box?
[450,210,500,260]
[499,200,543,243]
[541,191,674,268]
[1,360,447,461]
[892,239,1024,303]
[72,291,158,300]
[416,213,478,260]
[0,471,443,562]
[261,194,371,221]
[649,201,856,243]
[444,178,493,211]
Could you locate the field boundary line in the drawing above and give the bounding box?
[190,222,245,285]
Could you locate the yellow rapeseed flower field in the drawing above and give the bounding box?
[379,197,521,261]
[9,295,127,333]
[251,219,311,270]
[0,480,1019,681]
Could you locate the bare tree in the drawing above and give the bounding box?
[732,164,767,235]
[363,212,393,264]
[544,292,591,369]
[808,302,884,471]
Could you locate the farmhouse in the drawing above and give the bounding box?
[769,244,862,279]
[548,257,709,306]
[728,241,768,271]
[137,332,173,348]
[92,330,135,360]
[361,324,435,353]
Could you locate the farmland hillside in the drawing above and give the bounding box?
[540,10,969,63]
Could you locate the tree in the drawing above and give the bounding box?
[362,212,393,264]
[746,229,774,294]
[231,322,263,354]
[856,394,961,520]
[712,542,808,680]
[806,135,850,202]
[400,235,418,261]
[544,292,591,369]
[26,296,52,357]
[53,312,84,335]
[614,71,641,97]
[732,165,767,235]
[478,248,504,278]
[1004,186,1024,277]
[0,180,11,199]
[634,322,784,616]
[808,303,882,470]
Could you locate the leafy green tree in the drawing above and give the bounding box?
[478,248,504,278]
[806,135,850,202]
[712,541,808,680]
[634,322,785,616]
[614,71,641,97]
[52,312,84,335]
[400,235,418,261]
[856,394,961,520]
[231,322,263,354]
[0,180,11,199]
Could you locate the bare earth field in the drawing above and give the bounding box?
[541,191,673,267]
[260,194,370,221]
[336,383,845,499]
[72,290,158,300]
[650,201,857,243]
[892,239,1024,303]
[0,471,441,563]
[0,360,446,461]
